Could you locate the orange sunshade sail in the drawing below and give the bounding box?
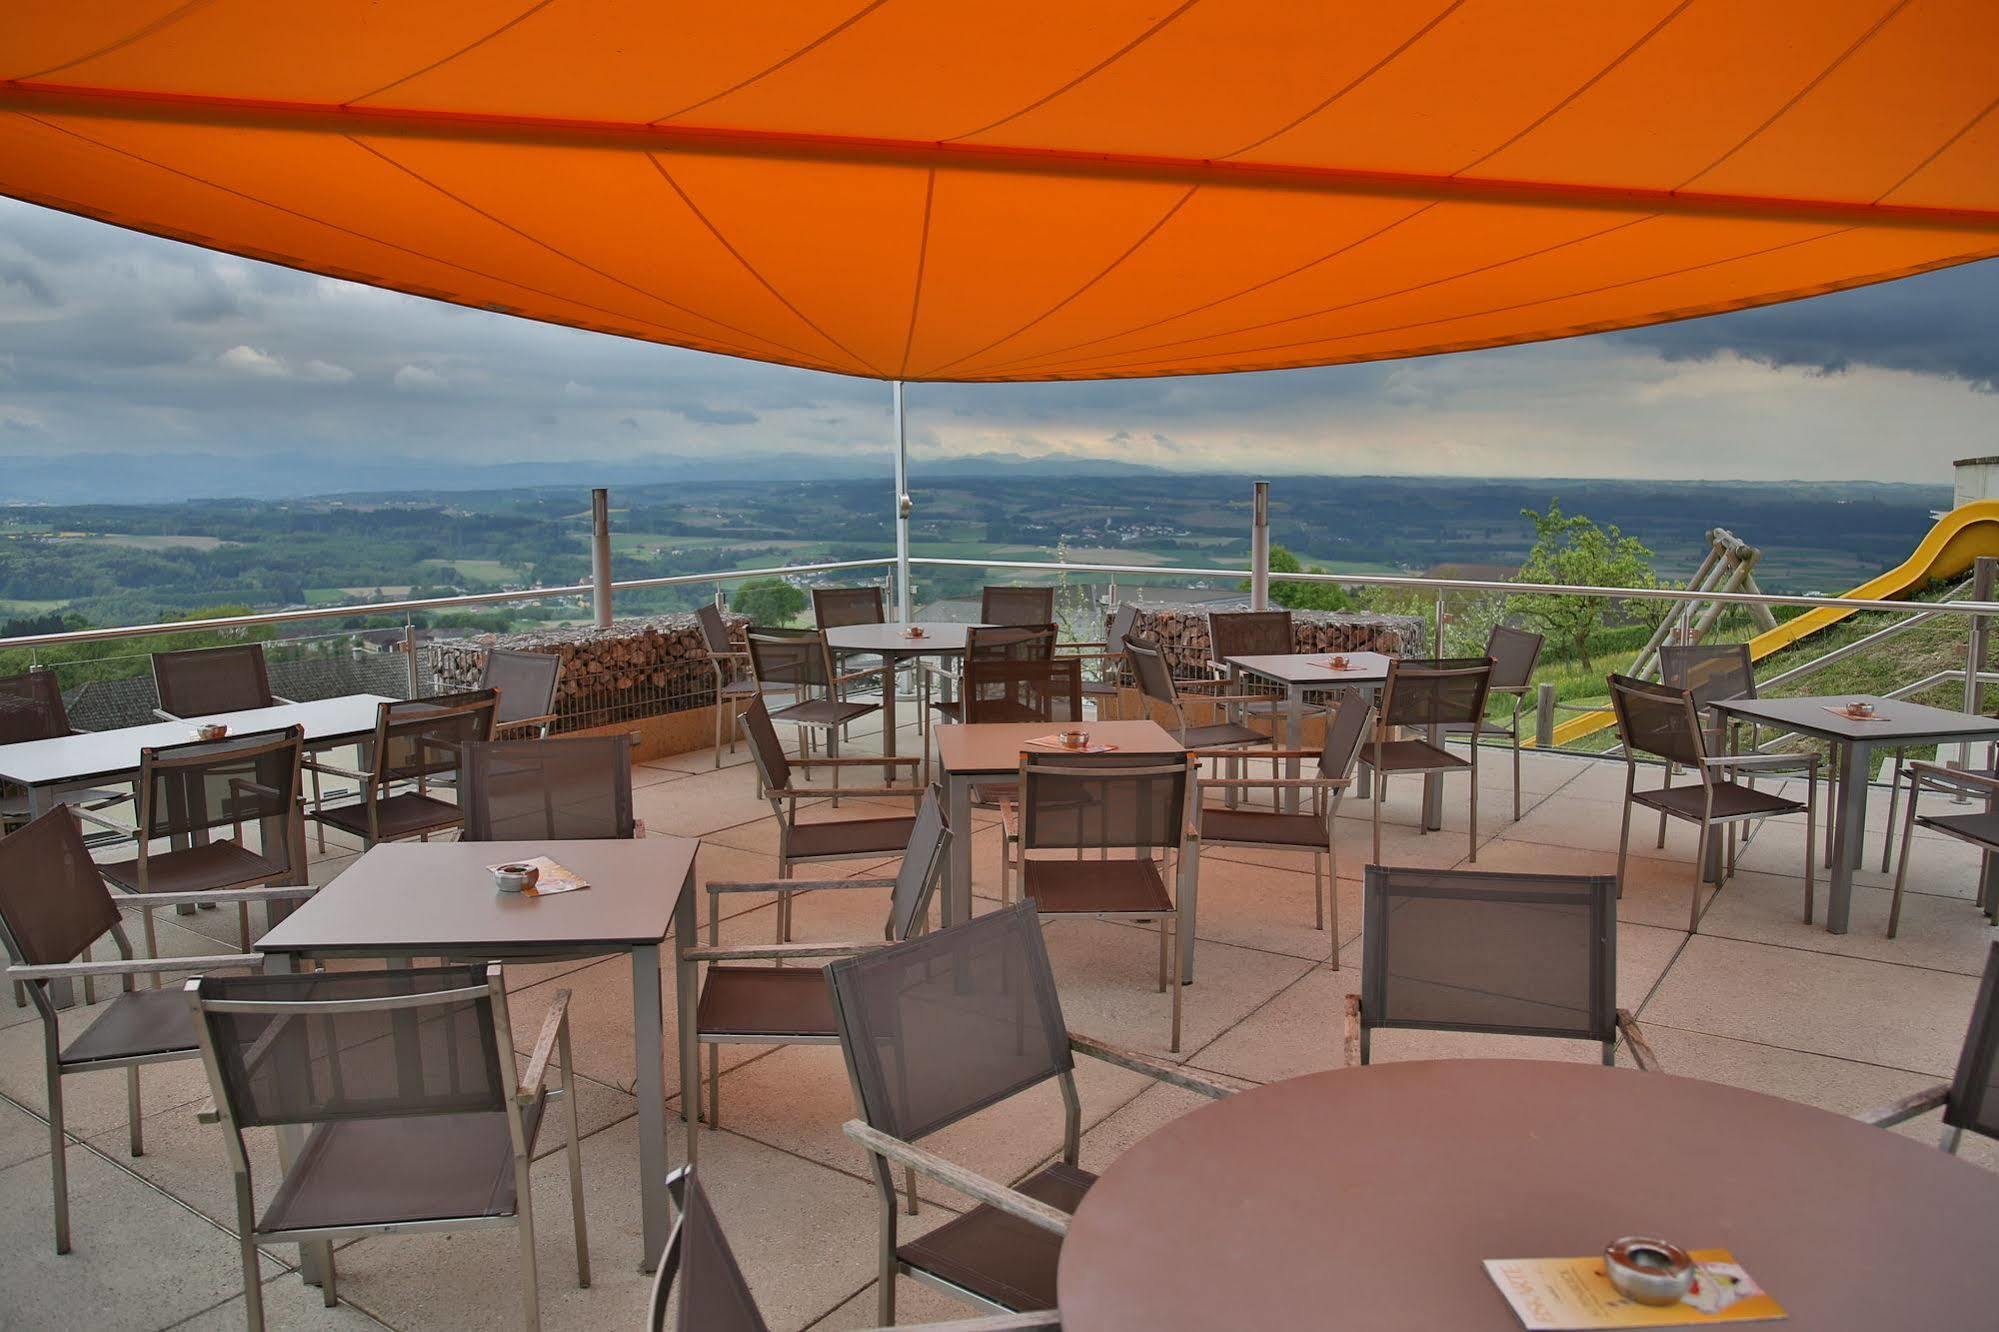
[3,2,1997,382]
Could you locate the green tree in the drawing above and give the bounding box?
[1239,546,1350,612]
[732,578,806,628]
[1513,501,1658,671]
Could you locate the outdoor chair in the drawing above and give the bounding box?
[186,962,588,1332]
[678,790,948,1135]
[829,902,1237,1324]
[981,585,1056,627]
[1857,941,1999,1152]
[1342,864,1660,1070]
[75,726,306,961]
[1441,625,1544,822]
[1362,657,1493,865]
[479,646,562,738]
[745,629,883,778]
[697,603,758,767]
[1608,674,1816,932]
[741,696,925,943]
[1006,750,1198,1050]
[151,642,289,720]
[1206,609,1312,735]
[1192,688,1372,961]
[813,586,886,629]
[461,735,636,842]
[306,689,496,849]
[1123,635,1269,751]
[646,1164,1058,1332]
[0,667,124,839]
[1065,603,1140,721]
[1889,762,1999,938]
[0,806,316,1255]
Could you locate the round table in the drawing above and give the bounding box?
[822,622,981,773]
[1058,1060,1999,1330]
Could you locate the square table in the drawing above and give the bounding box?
[255,835,700,1273]
[1710,694,1999,933]
[934,719,1201,975]
[822,620,986,780]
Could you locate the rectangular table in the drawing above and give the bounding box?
[255,835,700,1273]
[1711,694,1999,933]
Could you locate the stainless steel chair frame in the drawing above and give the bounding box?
[304,693,495,848]
[1889,761,1999,938]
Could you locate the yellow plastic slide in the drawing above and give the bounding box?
[1534,499,1999,748]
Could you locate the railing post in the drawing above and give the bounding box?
[591,487,613,629]
[1433,591,1447,655]
[1961,556,1996,772]
[403,619,420,697]
[893,381,913,623]
[1249,480,1270,611]
[1536,682,1556,749]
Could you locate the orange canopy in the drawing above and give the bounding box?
[3,2,1997,382]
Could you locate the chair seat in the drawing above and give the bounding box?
[1179,722,1268,749]
[1633,782,1806,822]
[313,791,463,841]
[59,987,197,1066]
[897,1161,1094,1311]
[98,840,285,895]
[1358,739,1468,775]
[1200,807,1328,849]
[1021,859,1173,914]
[787,815,918,861]
[1916,810,1999,850]
[257,1101,546,1235]
[769,698,878,728]
[697,965,837,1038]
[718,680,761,699]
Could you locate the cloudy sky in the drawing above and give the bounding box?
[2,194,1996,488]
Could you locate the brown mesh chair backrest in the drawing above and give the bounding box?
[1210,610,1294,660]
[1318,688,1375,779]
[649,1167,771,1332]
[967,623,1058,661]
[695,603,736,653]
[738,696,794,793]
[460,736,635,842]
[981,585,1056,627]
[376,693,495,786]
[137,727,303,867]
[152,643,276,718]
[812,587,884,629]
[1607,674,1708,769]
[1945,941,1999,1143]
[1660,642,1756,706]
[1380,657,1493,730]
[1361,864,1618,1043]
[964,657,1083,725]
[1019,751,1191,853]
[193,965,504,1128]
[0,667,73,742]
[478,648,561,729]
[0,808,120,968]
[1123,635,1178,706]
[887,789,951,942]
[828,901,1072,1144]
[1486,625,1545,690]
[746,630,833,698]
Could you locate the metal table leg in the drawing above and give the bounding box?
[1825,738,1870,934]
[944,770,974,926]
[631,941,671,1271]
[1281,684,1306,815]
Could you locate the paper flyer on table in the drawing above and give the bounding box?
[486,856,590,897]
[1484,1251,1786,1328]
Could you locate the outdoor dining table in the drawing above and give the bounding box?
[1058,1059,1999,1330]
[1709,693,1999,933]
[254,835,700,1274]
[823,620,985,779]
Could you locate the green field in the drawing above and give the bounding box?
[418,558,525,584]
[75,533,229,551]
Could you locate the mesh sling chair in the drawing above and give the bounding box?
[461,734,636,842]
[306,689,497,849]
[829,902,1238,1325]
[0,667,126,841]
[1342,865,1660,1071]
[186,963,588,1332]
[1858,941,1999,1153]
[981,585,1056,628]
[1889,762,1999,938]
[697,603,758,767]
[812,585,891,717]
[1363,657,1494,866]
[1608,674,1817,933]
[479,647,563,739]
[76,726,306,963]
[1206,609,1315,737]
[677,789,949,1138]
[646,1165,1058,1332]
[1065,603,1140,722]
[1193,688,1373,963]
[1124,634,1273,815]
[1441,625,1545,823]
[740,696,925,944]
[745,629,883,783]
[924,623,1060,736]
[0,807,316,1255]
[151,642,290,720]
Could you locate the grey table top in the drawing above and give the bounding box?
[256,837,697,954]
[1225,651,1394,686]
[823,621,984,655]
[1712,693,1999,744]
[0,693,395,787]
[936,719,1182,775]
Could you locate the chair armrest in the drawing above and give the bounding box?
[681,941,884,963]
[1855,1083,1950,1128]
[1701,752,1818,772]
[833,666,890,686]
[895,1315,1062,1332]
[302,758,371,782]
[1188,747,1324,761]
[153,708,185,722]
[271,695,298,706]
[10,953,262,981]
[709,877,897,895]
[518,988,571,1103]
[782,785,922,799]
[1343,994,1364,1068]
[1907,761,1999,794]
[136,885,319,908]
[1617,1010,1662,1072]
[843,1120,1071,1237]
[1197,777,1347,791]
[495,713,559,735]
[1070,1032,1240,1099]
[792,754,923,768]
[70,805,138,835]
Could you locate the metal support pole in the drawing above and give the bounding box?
[1960,556,1996,772]
[590,487,613,629]
[1433,591,1447,656]
[1249,481,1270,611]
[893,381,913,623]
[1536,682,1557,749]
[403,621,419,697]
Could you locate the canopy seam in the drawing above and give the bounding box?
[944,0,1199,144]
